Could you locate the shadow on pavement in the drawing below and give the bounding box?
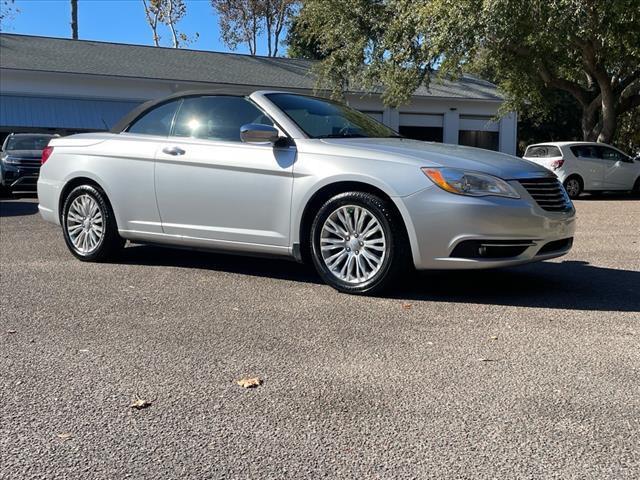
[578,192,640,201]
[0,199,39,217]
[119,245,320,285]
[119,245,639,313]
[402,261,639,313]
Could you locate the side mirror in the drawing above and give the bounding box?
[240,124,280,145]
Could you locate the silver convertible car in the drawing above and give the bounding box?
[38,91,576,294]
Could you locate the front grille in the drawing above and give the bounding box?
[518,177,572,212]
[6,156,41,167]
[10,176,39,189]
[20,159,41,167]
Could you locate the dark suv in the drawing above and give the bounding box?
[1,133,56,196]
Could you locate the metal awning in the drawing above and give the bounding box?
[0,94,141,130]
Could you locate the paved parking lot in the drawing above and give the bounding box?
[1,195,639,479]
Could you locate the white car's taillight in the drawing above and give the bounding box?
[41,146,54,165]
[550,159,564,170]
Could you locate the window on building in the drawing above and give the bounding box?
[458,130,499,151]
[398,126,444,142]
[172,96,273,142]
[361,111,384,123]
[127,100,181,136]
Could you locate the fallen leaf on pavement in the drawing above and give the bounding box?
[57,432,72,440]
[237,377,262,388]
[7,330,16,334]
[490,335,499,341]
[478,358,499,362]
[402,304,412,310]
[130,395,154,410]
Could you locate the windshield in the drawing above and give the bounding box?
[4,135,53,151]
[266,93,400,139]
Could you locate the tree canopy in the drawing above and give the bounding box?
[293,0,640,144]
[0,0,18,27]
[142,0,198,48]
[211,0,297,56]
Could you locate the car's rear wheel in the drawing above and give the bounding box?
[310,192,410,295]
[633,177,640,196]
[563,176,582,199]
[61,185,124,261]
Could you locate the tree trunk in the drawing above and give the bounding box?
[581,108,599,141]
[70,0,78,39]
[265,3,273,57]
[166,1,179,48]
[597,91,617,143]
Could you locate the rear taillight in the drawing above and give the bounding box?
[41,146,54,165]
[550,159,564,170]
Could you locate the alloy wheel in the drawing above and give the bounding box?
[66,194,104,254]
[319,205,387,284]
[565,179,580,198]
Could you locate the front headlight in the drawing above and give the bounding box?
[422,167,520,199]
[2,156,21,165]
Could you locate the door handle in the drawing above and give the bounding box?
[162,146,186,156]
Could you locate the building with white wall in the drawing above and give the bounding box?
[0,34,516,154]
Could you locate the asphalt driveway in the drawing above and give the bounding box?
[1,196,639,479]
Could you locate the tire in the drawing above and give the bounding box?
[633,178,640,196]
[0,185,10,198]
[563,176,583,199]
[310,191,411,295]
[61,184,125,261]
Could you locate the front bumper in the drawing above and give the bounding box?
[397,182,576,270]
[1,163,40,190]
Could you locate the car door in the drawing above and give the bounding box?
[570,145,604,189]
[97,99,182,235]
[154,95,295,249]
[597,146,636,189]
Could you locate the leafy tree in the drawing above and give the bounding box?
[286,15,326,59]
[0,0,19,29]
[211,0,297,56]
[142,0,198,48]
[615,109,640,155]
[295,0,640,144]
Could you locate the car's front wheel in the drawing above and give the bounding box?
[310,192,411,295]
[563,176,583,199]
[61,184,125,261]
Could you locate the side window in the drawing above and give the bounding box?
[571,145,599,159]
[598,147,625,162]
[127,100,180,136]
[172,96,273,142]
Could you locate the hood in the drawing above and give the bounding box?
[318,138,551,180]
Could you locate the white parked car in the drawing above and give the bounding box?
[523,142,640,199]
